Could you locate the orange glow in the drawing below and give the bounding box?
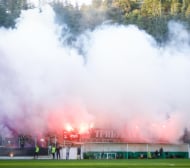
[90,123,94,129]
[79,123,88,134]
[9,152,14,157]
[78,122,94,134]
[65,123,74,132]
[64,122,94,134]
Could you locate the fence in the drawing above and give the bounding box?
[82,142,189,159]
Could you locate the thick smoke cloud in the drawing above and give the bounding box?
[0,5,190,143]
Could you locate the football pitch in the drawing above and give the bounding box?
[0,159,190,168]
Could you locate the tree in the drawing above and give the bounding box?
[112,0,131,14]
[181,0,190,13]
[170,0,182,15]
[185,4,190,17]
[0,0,28,27]
[141,0,161,17]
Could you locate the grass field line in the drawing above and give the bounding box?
[0,159,190,168]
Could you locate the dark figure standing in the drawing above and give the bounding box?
[34,145,40,159]
[66,147,70,160]
[77,147,81,159]
[56,145,61,160]
[159,147,164,158]
[51,145,56,159]
[155,150,159,158]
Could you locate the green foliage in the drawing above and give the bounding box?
[1,0,190,44]
[51,0,190,44]
[141,0,161,17]
[185,4,190,17]
[0,0,28,28]
[112,0,131,14]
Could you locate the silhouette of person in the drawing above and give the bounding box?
[34,145,40,159]
[51,145,56,159]
[56,145,61,159]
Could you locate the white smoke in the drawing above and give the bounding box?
[0,5,190,143]
[28,0,92,7]
[80,23,190,143]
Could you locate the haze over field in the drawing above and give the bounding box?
[0,3,190,143]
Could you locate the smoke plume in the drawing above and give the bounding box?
[0,5,190,143]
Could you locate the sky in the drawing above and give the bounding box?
[0,4,190,143]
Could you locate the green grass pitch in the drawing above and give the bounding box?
[0,159,190,168]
